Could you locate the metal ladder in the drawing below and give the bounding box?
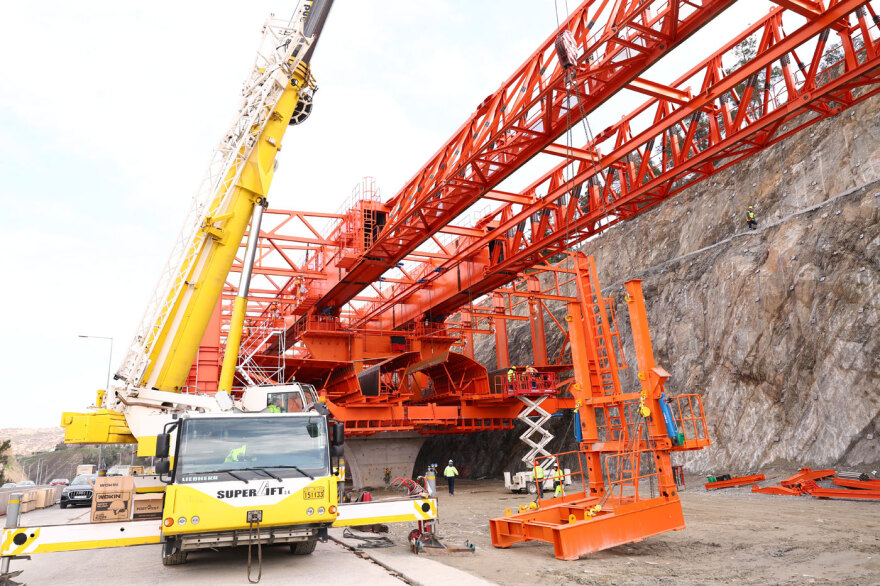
[573,253,640,491]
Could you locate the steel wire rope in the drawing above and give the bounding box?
[555,0,577,253]
[553,0,599,491]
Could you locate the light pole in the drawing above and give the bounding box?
[78,335,114,390]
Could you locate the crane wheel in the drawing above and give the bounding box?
[162,549,188,566]
[290,539,317,555]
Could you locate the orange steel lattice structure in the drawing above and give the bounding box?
[489,254,710,559]
[185,0,880,439]
[172,0,880,554]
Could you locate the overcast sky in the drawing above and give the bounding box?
[0,0,776,429]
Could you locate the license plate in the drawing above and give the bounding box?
[303,487,324,500]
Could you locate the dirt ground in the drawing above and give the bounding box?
[361,475,880,585]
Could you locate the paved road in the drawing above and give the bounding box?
[7,505,493,585]
[14,539,405,585]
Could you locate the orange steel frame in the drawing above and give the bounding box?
[489,254,709,559]
[182,1,880,440]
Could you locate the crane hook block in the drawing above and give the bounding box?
[555,30,578,70]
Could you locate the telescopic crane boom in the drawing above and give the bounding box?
[62,0,334,450]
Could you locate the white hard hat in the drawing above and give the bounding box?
[448,459,453,464]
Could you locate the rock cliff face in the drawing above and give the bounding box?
[417,95,880,477]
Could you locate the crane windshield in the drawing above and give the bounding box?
[174,416,329,483]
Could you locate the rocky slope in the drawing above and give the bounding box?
[0,428,64,457]
[419,93,880,477]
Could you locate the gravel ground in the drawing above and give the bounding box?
[359,474,880,585]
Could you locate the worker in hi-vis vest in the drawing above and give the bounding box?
[553,468,565,497]
[444,460,459,495]
[225,444,247,463]
[533,460,545,494]
[525,365,538,389]
[507,367,516,392]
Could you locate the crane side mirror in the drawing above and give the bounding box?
[331,444,344,458]
[156,459,171,476]
[332,421,345,447]
[155,433,171,459]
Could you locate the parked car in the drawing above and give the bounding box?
[15,481,35,487]
[1,483,16,489]
[50,478,70,486]
[60,474,97,509]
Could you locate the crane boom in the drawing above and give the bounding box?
[119,5,322,393]
[62,0,334,446]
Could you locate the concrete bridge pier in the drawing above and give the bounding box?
[343,432,426,490]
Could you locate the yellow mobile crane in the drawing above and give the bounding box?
[0,1,436,574]
[61,1,330,451]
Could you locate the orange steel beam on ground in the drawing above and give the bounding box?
[704,474,766,490]
[780,467,836,487]
[752,484,802,496]
[808,487,880,500]
[832,478,880,490]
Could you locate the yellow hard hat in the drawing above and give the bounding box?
[749,205,754,209]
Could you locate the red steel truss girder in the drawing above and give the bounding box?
[306,0,739,314]
[344,0,880,329]
[210,1,879,444]
[232,1,878,347]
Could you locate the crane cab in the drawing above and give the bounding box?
[237,383,320,414]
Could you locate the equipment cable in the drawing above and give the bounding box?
[342,528,396,549]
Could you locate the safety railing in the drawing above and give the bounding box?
[533,450,589,506]
[604,445,657,502]
[670,393,710,449]
[499,372,558,398]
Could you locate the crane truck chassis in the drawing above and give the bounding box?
[1,405,438,570]
[155,411,343,564]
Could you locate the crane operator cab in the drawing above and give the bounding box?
[236,383,321,414]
